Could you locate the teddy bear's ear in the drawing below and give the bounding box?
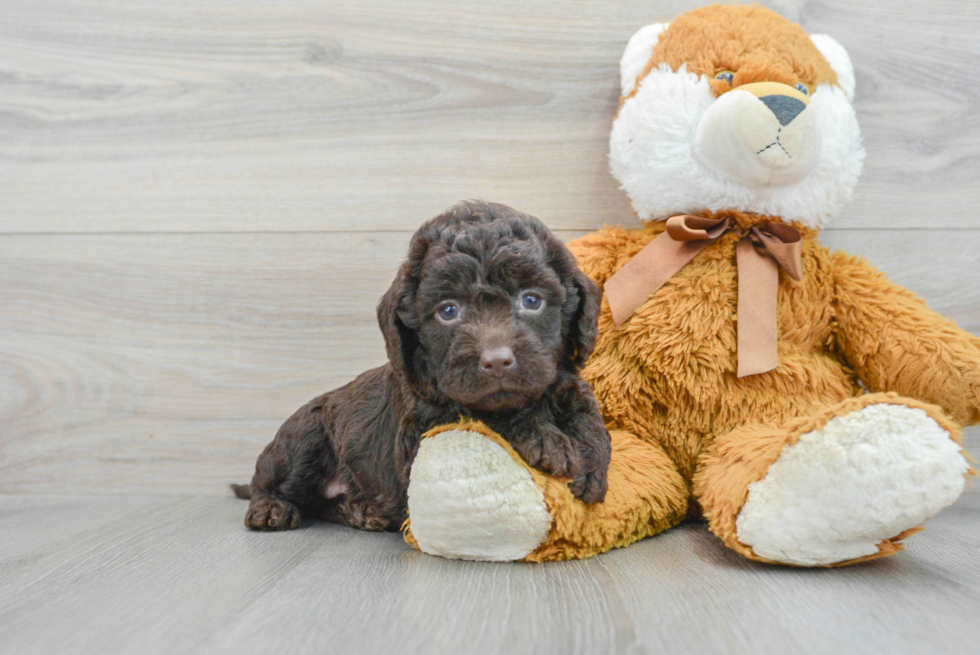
[810,34,856,99]
[620,23,668,97]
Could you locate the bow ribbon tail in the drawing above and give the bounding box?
[605,230,712,327]
[735,238,780,377]
[604,216,803,378]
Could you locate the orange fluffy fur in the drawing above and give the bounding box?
[568,211,979,564]
[404,4,977,565]
[572,5,978,564]
[629,4,838,99]
[404,420,689,562]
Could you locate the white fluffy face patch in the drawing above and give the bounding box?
[735,403,968,566]
[694,84,822,188]
[610,64,864,228]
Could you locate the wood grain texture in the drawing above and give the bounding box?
[1,2,978,651]
[0,0,977,233]
[1,229,979,494]
[0,493,977,655]
[2,0,978,491]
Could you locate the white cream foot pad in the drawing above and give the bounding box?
[736,403,969,566]
[407,429,553,561]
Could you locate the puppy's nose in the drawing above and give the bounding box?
[479,347,515,377]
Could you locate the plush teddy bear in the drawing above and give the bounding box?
[402,3,975,566]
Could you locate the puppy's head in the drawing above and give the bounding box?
[378,201,599,412]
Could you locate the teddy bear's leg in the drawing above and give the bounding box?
[405,421,689,562]
[527,427,689,562]
[693,393,971,567]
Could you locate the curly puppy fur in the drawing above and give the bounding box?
[234,201,610,531]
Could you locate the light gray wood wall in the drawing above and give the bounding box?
[2,0,978,495]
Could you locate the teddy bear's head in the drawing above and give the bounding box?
[610,4,863,229]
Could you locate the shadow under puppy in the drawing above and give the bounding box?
[233,201,610,531]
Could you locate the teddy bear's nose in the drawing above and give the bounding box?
[759,95,807,126]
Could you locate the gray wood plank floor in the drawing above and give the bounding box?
[2,0,979,652]
[3,0,980,494]
[1,0,979,493]
[3,229,980,496]
[1,0,977,233]
[0,493,977,655]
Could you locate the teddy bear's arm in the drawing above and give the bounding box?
[831,250,980,425]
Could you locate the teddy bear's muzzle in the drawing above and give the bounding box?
[694,81,822,189]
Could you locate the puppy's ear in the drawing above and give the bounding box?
[535,227,600,370]
[562,264,600,370]
[377,261,429,397]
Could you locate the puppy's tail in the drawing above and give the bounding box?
[230,483,252,500]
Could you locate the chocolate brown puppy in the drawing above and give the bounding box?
[233,201,610,532]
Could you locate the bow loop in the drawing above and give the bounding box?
[749,223,804,281]
[603,215,805,377]
[665,215,731,241]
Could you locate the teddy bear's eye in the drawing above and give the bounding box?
[795,82,810,96]
[715,71,734,85]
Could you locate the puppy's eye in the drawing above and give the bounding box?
[436,303,461,323]
[795,82,810,96]
[519,292,544,312]
[715,71,734,85]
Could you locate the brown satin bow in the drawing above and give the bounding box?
[604,215,804,378]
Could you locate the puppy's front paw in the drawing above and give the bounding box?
[513,424,582,480]
[569,469,608,505]
[245,495,302,531]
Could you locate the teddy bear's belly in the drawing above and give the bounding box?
[586,258,860,481]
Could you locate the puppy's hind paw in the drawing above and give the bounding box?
[245,495,302,531]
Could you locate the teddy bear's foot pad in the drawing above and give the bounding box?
[407,429,553,561]
[735,403,968,566]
